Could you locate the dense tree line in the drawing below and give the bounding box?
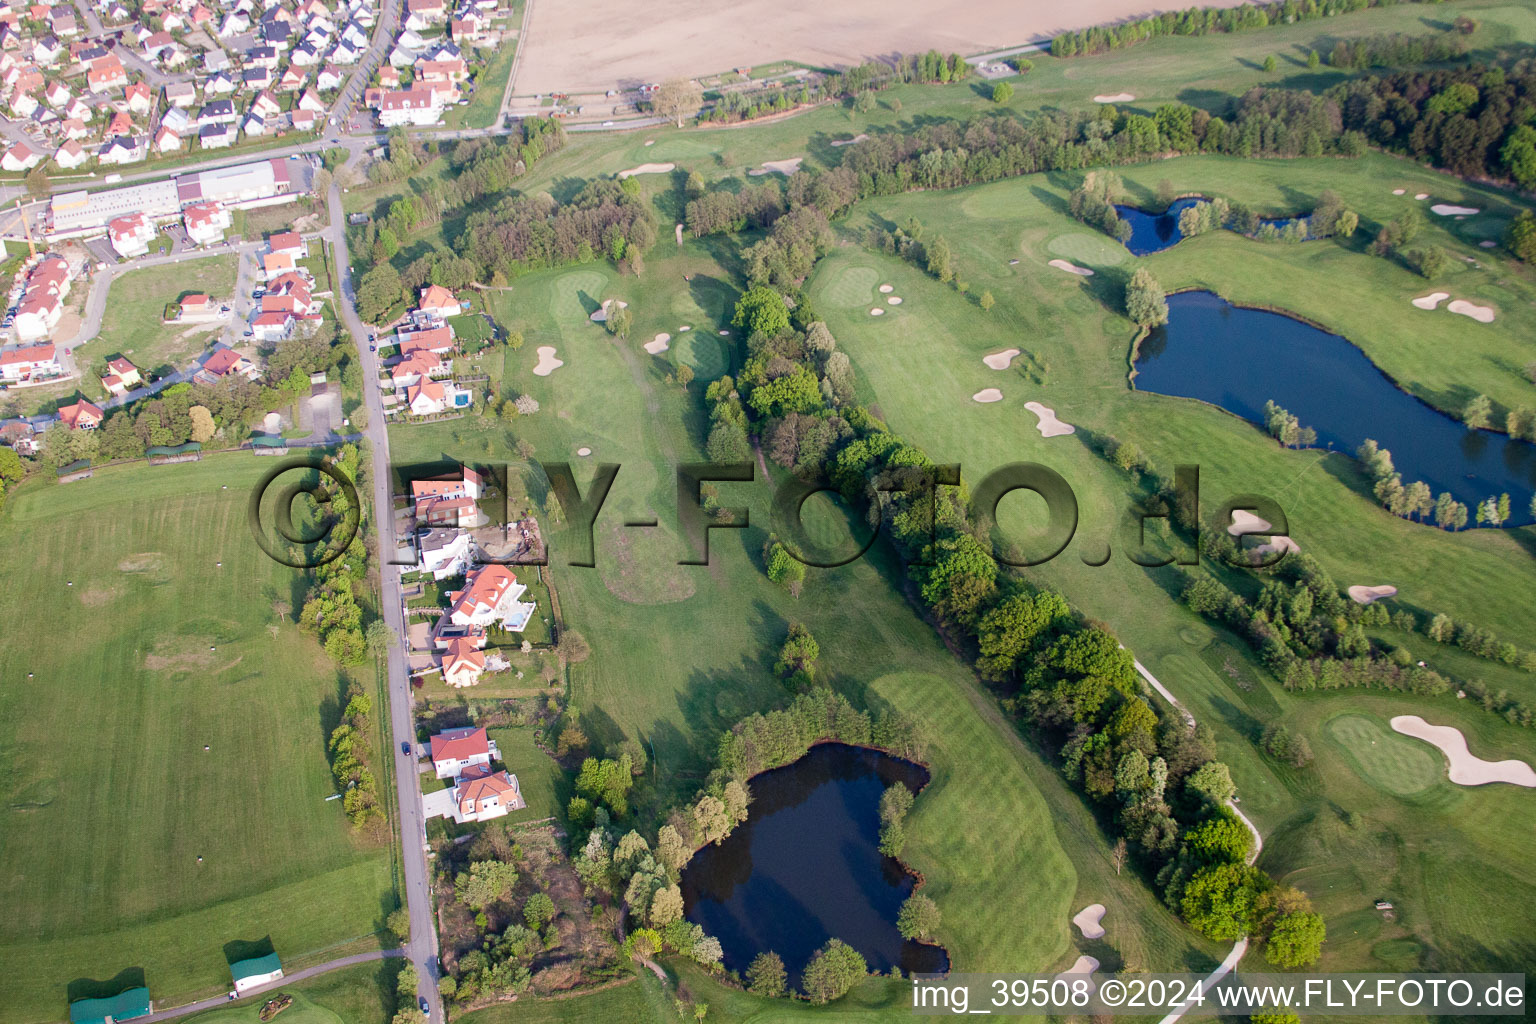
[1330,60,1536,186]
[1051,0,1444,57]
[698,51,968,125]
[328,682,383,827]
[1178,550,1536,727]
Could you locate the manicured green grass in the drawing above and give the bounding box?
[0,455,394,1022]
[802,162,1536,978]
[485,727,562,823]
[385,245,1177,987]
[1324,713,1443,796]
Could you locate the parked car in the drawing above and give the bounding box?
[401,741,411,755]
[419,997,429,1014]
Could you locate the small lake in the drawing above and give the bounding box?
[680,742,949,983]
[1134,291,1536,523]
[1116,199,1309,256]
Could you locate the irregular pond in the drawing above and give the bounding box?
[1134,291,1536,524]
[680,742,949,983]
[1116,199,1309,256]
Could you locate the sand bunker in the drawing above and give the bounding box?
[1228,510,1272,536]
[1448,300,1495,323]
[1094,92,1134,103]
[589,299,629,323]
[973,388,1003,403]
[983,348,1020,370]
[1049,258,1094,277]
[1348,584,1398,605]
[718,329,729,335]
[616,162,675,178]
[1414,192,1429,200]
[1411,292,1450,310]
[879,284,894,293]
[1255,535,1301,557]
[1025,401,1075,437]
[1392,188,1406,195]
[870,307,885,316]
[644,140,654,146]
[577,446,592,456]
[675,223,684,245]
[679,325,691,331]
[830,133,869,147]
[1479,240,1497,248]
[1073,904,1106,940]
[748,157,803,176]
[532,346,564,376]
[1390,715,1536,787]
[1431,204,1479,216]
[887,296,903,305]
[644,333,671,354]
[1062,956,1100,978]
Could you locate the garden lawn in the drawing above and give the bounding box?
[0,455,394,1022]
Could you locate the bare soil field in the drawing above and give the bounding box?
[514,0,1248,94]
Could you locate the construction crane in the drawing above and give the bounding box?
[3,199,37,258]
[17,199,35,259]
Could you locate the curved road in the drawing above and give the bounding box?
[136,951,403,1023]
[1132,656,1263,1024]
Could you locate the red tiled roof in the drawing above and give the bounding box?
[429,726,488,763]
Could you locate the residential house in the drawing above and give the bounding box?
[290,40,321,66]
[151,125,181,153]
[377,65,400,89]
[267,230,308,260]
[98,135,146,165]
[199,123,236,149]
[429,725,496,778]
[7,87,38,121]
[58,397,104,430]
[414,56,467,86]
[446,564,534,630]
[290,107,318,132]
[242,66,272,90]
[330,38,362,64]
[60,117,89,140]
[250,90,280,119]
[428,766,522,822]
[13,257,70,341]
[1,141,40,171]
[100,356,142,395]
[32,34,63,66]
[297,88,326,114]
[183,200,231,246]
[416,527,471,580]
[124,81,151,115]
[198,98,238,126]
[105,110,133,138]
[85,56,126,93]
[390,349,446,390]
[241,112,269,137]
[164,80,196,107]
[245,44,279,70]
[316,64,344,91]
[250,309,292,341]
[418,284,461,319]
[0,341,61,382]
[54,140,88,168]
[203,71,236,97]
[197,347,260,383]
[397,322,454,357]
[442,637,487,687]
[44,80,70,108]
[261,250,296,280]
[276,66,305,92]
[107,211,156,257]
[450,13,485,42]
[64,96,93,122]
[406,377,449,415]
[0,421,38,454]
[404,0,445,29]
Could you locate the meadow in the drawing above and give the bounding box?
[0,455,395,1022]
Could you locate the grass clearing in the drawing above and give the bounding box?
[0,455,393,1021]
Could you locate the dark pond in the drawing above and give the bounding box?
[1134,290,1536,524]
[680,742,949,983]
[1116,199,1309,256]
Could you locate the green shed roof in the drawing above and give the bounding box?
[230,952,282,982]
[146,442,202,457]
[68,987,150,1024]
[250,435,288,448]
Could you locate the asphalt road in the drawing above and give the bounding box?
[326,182,445,1024]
